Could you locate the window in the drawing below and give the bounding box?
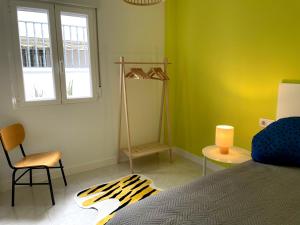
[17,8,56,102]
[60,12,93,99]
[10,1,99,105]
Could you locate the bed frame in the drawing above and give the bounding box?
[277,81,300,119]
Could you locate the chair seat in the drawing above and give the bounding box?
[14,151,62,168]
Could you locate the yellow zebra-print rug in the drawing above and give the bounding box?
[75,175,161,225]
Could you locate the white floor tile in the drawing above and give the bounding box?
[0,153,203,225]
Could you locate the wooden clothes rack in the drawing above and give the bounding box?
[116,57,173,173]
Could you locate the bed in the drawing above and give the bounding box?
[108,161,300,225]
[108,82,300,225]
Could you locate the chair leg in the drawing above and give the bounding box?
[29,169,32,186]
[46,168,55,206]
[59,160,67,186]
[11,169,17,207]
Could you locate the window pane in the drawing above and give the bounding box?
[17,8,56,102]
[61,13,93,99]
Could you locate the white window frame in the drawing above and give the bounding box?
[9,0,100,107]
[55,4,99,104]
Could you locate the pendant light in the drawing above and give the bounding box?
[123,0,163,6]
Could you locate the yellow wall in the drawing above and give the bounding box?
[166,0,300,155]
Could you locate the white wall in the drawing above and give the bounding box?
[0,0,165,191]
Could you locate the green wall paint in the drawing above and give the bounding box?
[166,0,300,156]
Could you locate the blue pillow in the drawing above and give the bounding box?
[252,117,300,166]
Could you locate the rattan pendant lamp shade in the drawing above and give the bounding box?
[123,0,163,6]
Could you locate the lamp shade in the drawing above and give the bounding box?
[215,125,234,154]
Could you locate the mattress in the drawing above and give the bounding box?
[108,161,300,225]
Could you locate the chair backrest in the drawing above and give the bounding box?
[0,123,25,152]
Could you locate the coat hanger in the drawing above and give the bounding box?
[125,68,149,79]
[147,67,169,80]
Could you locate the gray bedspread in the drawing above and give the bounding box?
[108,161,300,225]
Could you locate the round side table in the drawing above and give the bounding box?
[202,145,251,175]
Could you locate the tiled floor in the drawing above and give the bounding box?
[0,154,206,225]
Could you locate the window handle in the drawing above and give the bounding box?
[59,59,65,73]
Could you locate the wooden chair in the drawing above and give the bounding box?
[0,123,67,206]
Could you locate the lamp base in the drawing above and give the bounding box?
[219,147,229,154]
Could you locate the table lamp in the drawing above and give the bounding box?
[215,125,234,154]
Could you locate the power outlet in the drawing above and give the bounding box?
[259,118,275,128]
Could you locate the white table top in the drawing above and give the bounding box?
[202,145,251,164]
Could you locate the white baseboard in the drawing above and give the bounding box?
[173,147,225,172]
[63,157,117,176]
[0,157,117,192]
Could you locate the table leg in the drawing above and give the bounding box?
[203,156,207,176]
